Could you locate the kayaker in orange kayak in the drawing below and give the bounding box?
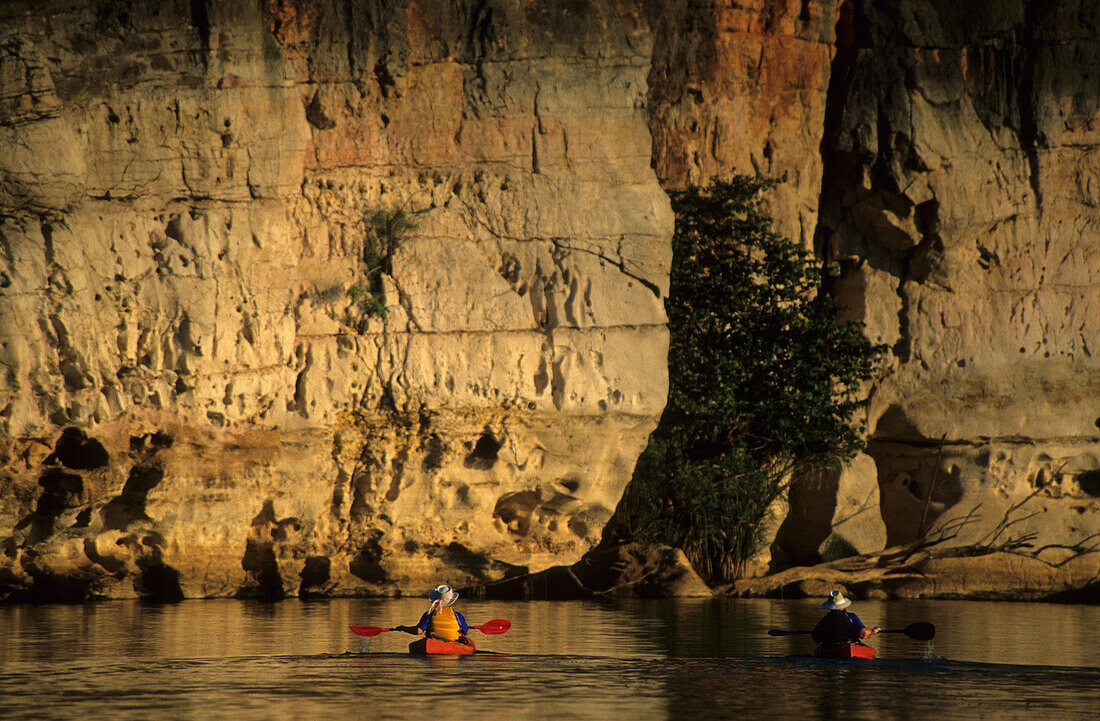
[812,590,880,647]
[414,585,472,644]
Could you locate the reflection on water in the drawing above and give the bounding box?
[1,598,1097,720]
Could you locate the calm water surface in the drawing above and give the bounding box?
[1,597,1096,720]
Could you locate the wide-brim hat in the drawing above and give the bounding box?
[429,584,459,606]
[821,590,851,610]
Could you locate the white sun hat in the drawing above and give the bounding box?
[821,589,852,610]
[428,584,459,606]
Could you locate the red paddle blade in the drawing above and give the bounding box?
[349,625,389,637]
[474,619,511,635]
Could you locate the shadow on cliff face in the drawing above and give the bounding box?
[436,541,527,583]
[101,462,164,530]
[15,428,109,546]
[8,428,190,602]
[865,405,964,546]
[136,560,185,602]
[299,556,332,597]
[239,500,303,599]
[6,569,103,604]
[772,467,840,567]
[6,429,109,601]
[349,529,388,585]
[129,531,184,602]
[100,431,174,530]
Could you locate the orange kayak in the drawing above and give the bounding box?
[409,637,477,655]
[812,644,876,660]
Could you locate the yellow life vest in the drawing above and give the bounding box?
[428,606,461,641]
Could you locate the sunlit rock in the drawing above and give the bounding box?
[0,0,670,601]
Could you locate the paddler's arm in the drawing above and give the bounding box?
[455,610,471,634]
[410,611,431,635]
[848,611,879,641]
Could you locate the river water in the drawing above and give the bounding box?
[1,597,1096,720]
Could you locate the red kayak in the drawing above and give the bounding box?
[812,643,876,660]
[409,637,477,655]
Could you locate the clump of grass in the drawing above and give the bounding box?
[347,282,367,305]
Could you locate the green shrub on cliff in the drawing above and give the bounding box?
[345,206,417,327]
[610,177,885,583]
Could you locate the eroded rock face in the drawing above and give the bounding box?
[817,0,1100,562]
[0,0,671,600]
[2,0,1097,602]
[649,0,1099,592]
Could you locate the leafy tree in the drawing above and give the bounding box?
[609,177,885,582]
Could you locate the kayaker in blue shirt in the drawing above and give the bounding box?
[812,590,881,646]
[414,585,471,643]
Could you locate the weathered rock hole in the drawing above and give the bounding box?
[130,431,173,453]
[165,215,184,241]
[137,562,185,602]
[493,491,539,535]
[37,468,84,515]
[299,556,331,594]
[422,433,445,470]
[1077,471,1100,497]
[464,433,500,469]
[54,427,109,469]
[533,359,549,395]
[558,478,581,493]
[385,460,404,502]
[567,517,589,538]
[240,540,282,599]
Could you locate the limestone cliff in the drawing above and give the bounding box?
[649,0,1100,596]
[1,0,1097,602]
[0,0,670,600]
[817,0,1100,597]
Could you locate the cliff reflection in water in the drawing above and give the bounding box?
[1,598,1097,721]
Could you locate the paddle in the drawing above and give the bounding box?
[883,622,936,641]
[349,618,511,638]
[473,619,511,635]
[349,624,418,638]
[767,621,935,641]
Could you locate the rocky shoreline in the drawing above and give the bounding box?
[466,542,1100,604]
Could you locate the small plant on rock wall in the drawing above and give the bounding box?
[608,176,886,584]
[345,205,417,328]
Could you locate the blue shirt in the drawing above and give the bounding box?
[417,609,470,634]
